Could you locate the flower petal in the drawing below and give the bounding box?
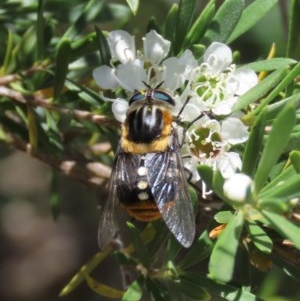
[93,66,118,90]
[204,42,232,74]
[116,60,147,91]
[217,152,242,179]
[143,30,171,64]
[234,69,258,95]
[111,98,129,123]
[107,30,136,64]
[221,118,249,145]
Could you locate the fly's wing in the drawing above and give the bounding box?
[98,150,138,249]
[98,155,120,250]
[145,130,195,248]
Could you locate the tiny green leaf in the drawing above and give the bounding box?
[94,27,111,66]
[209,211,244,283]
[255,105,296,191]
[258,174,300,201]
[228,0,278,43]
[261,210,300,250]
[183,0,215,46]
[122,278,143,301]
[233,68,288,112]
[178,230,213,270]
[54,39,71,101]
[240,58,296,72]
[242,108,267,177]
[214,211,234,224]
[174,0,196,54]
[290,150,300,173]
[246,222,273,254]
[164,4,178,45]
[286,0,300,60]
[202,0,244,45]
[177,276,211,301]
[182,273,264,301]
[126,0,139,15]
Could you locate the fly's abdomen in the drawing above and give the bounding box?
[117,156,162,221]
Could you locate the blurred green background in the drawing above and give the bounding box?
[0,1,296,301]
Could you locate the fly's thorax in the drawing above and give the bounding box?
[121,104,174,154]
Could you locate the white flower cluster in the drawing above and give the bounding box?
[93,30,258,197]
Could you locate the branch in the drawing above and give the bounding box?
[0,86,118,126]
[7,134,112,194]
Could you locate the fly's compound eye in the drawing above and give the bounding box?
[152,90,175,106]
[129,91,146,105]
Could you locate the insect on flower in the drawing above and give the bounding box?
[98,84,195,249]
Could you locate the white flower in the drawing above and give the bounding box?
[184,117,247,181]
[163,49,198,91]
[220,118,249,145]
[107,30,136,64]
[223,173,254,202]
[188,42,258,116]
[93,30,179,93]
[143,30,171,65]
[203,42,233,76]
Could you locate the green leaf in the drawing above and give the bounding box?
[59,248,113,296]
[202,0,244,45]
[126,0,139,15]
[54,39,71,101]
[177,276,211,301]
[254,105,296,191]
[178,230,213,269]
[259,165,297,194]
[256,197,290,214]
[233,68,288,112]
[209,211,244,283]
[246,222,273,254]
[37,0,46,59]
[62,0,105,40]
[70,32,98,59]
[242,108,267,177]
[127,222,151,268]
[144,278,166,301]
[228,0,278,43]
[164,4,178,45]
[239,58,297,72]
[197,164,213,189]
[183,0,215,46]
[249,62,300,117]
[290,150,300,173]
[174,0,197,54]
[122,278,143,301]
[266,93,300,121]
[85,273,124,298]
[1,30,14,74]
[94,27,111,66]
[182,272,265,301]
[261,210,300,250]
[258,174,300,201]
[214,211,234,224]
[286,0,300,60]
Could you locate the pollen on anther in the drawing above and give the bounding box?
[138,192,149,200]
[137,166,148,176]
